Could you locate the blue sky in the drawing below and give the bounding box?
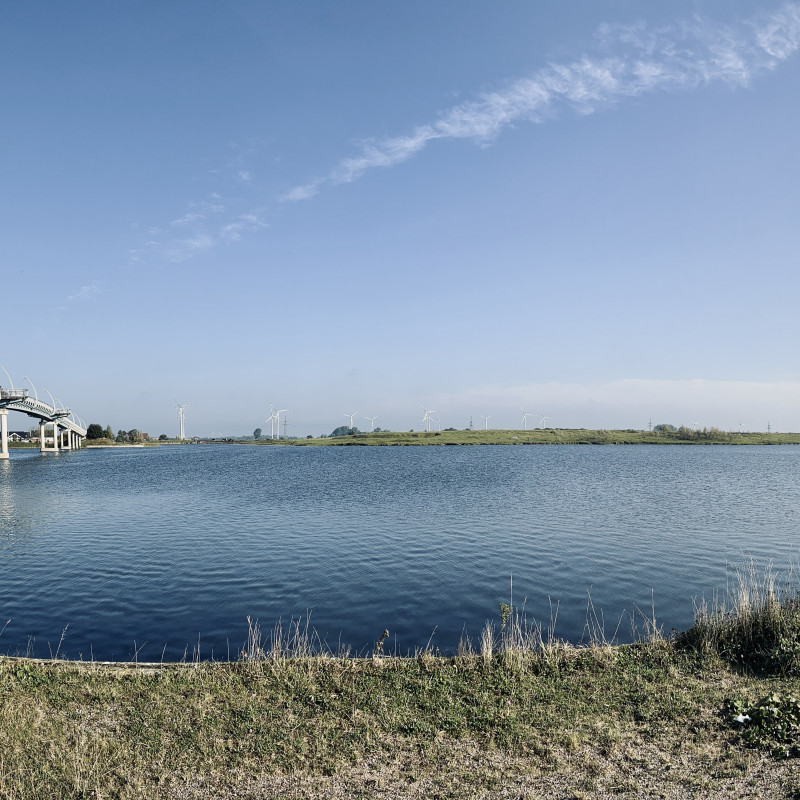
[3,1,800,437]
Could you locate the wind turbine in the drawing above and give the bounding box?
[23,376,38,401]
[274,407,289,439]
[175,402,190,440]
[342,410,359,430]
[521,408,533,430]
[420,405,437,432]
[267,402,279,440]
[540,412,551,429]
[363,415,378,432]
[479,414,493,430]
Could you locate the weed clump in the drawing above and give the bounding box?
[730,692,800,758]
[677,561,800,675]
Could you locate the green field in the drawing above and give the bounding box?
[253,428,800,447]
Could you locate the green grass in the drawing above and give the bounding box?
[3,577,800,798]
[244,428,800,447]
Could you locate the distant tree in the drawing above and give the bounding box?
[158,434,168,441]
[86,423,104,440]
[104,425,113,439]
[115,430,128,443]
[128,429,142,443]
[330,425,360,437]
[253,427,262,440]
[653,424,677,432]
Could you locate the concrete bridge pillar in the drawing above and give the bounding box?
[0,409,8,460]
[40,421,59,453]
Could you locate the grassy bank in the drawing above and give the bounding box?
[255,428,800,446]
[2,578,800,799]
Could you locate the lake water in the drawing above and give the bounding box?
[0,444,798,661]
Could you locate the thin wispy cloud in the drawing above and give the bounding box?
[158,209,268,262]
[130,193,268,264]
[67,282,102,302]
[283,3,800,201]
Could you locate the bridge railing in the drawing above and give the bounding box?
[0,388,29,403]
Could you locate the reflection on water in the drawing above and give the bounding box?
[0,444,798,661]
[0,455,36,551]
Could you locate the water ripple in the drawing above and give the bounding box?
[0,444,798,660]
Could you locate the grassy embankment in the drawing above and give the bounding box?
[255,428,800,446]
[2,567,800,799]
[24,429,800,449]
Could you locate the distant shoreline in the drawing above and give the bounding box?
[19,428,796,450]
[185,429,800,447]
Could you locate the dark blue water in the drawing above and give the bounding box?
[0,444,798,661]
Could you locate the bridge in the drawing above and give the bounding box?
[0,386,87,460]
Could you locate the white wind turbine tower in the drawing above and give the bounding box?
[479,414,493,430]
[273,407,289,439]
[420,405,437,433]
[521,408,533,430]
[175,402,190,440]
[363,415,378,432]
[267,402,279,440]
[540,412,551,429]
[342,410,359,430]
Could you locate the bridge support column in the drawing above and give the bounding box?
[40,422,59,453]
[63,429,72,450]
[0,410,8,460]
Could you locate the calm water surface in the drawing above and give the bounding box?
[0,444,798,661]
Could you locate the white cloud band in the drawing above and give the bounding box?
[284,3,800,201]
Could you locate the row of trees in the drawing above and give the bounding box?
[86,424,155,443]
[250,425,387,440]
[653,424,731,441]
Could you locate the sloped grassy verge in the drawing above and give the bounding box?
[2,584,800,799]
